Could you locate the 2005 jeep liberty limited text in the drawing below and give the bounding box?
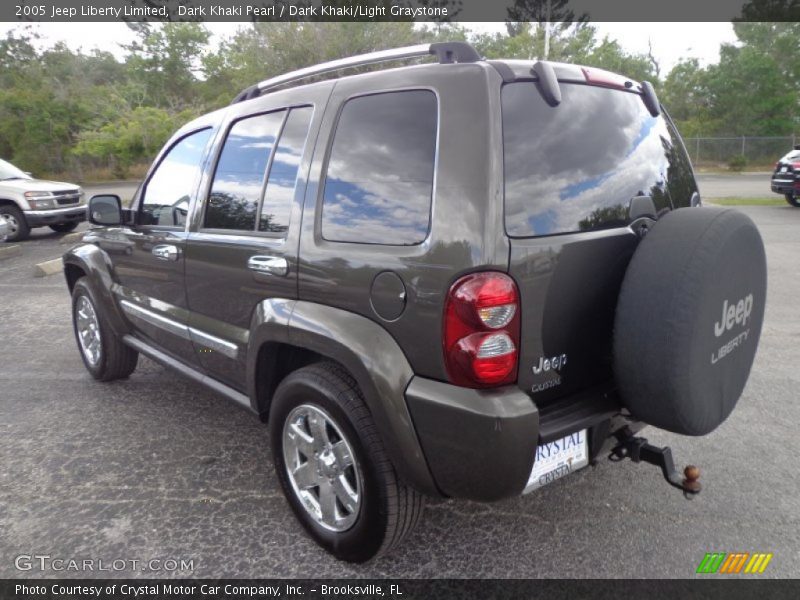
[63,43,767,562]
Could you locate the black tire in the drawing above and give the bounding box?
[785,194,800,208]
[270,362,424,562]
[71,278,138,381]
[50,222,79,233]
[614,208,767,436]
[0,205,30,241]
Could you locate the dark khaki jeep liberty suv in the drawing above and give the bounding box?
[63,42,767,562]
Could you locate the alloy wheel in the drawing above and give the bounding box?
[76,295,102,367]
[282,404,362,532]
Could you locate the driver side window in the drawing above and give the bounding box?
[140,128,213,226]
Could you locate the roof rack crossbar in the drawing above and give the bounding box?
[231,42,480,104]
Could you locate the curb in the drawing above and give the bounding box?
[0,244,22,260]
[34,258,63,278]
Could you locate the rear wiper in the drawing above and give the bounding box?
[531,61,562,107]
[0,176,23,181]
[640,81,661,117]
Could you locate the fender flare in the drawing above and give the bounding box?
[62,243,130,337]
[247,299,440,497]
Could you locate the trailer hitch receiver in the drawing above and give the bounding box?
[610,431,701,497]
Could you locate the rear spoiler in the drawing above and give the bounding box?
[526,61,661,117]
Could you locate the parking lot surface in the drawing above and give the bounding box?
[695,172,774,199]
[0,202,798,578]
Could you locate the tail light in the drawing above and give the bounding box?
[444,272,521,388]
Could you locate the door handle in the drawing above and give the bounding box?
[248,255,288,277]
[152,244,181,261]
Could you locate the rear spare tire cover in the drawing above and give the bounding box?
[613,207,766,436]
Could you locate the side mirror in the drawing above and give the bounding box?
[89,194,123,226]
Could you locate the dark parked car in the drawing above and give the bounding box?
[771,145,800,206]
[63,43,767,562]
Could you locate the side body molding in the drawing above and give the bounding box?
[247,299,440,497]
[62,242,130,337]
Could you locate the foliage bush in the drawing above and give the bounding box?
[0,21,797,182]
[727,155,749,172]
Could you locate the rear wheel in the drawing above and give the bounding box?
[71,278,138,381]
[50,222,79,233]
[270,362,424,562]
[785,194,799,208]
[0,205,30,242]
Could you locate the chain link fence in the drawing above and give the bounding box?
[684,135,798,170]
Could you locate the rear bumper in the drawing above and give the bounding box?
[405,377,540,501]
[771,177,799,196]
[406,377,627,501]
[25,205,86,227]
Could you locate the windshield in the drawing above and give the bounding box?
[0,158,31,181]
[502,82,697,237]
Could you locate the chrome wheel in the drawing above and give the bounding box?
[75,295,102,367]
[282,404,362,532]
[2,213,19,236]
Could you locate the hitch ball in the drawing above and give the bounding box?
[683,465,701,493]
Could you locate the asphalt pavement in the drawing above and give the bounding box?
[0,199,797,579]
[696,172,773,199]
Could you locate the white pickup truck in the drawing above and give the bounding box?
[0,158,85,241]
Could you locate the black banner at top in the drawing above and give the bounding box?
[4,0,800,22]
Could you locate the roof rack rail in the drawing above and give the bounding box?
[231,41,481,105]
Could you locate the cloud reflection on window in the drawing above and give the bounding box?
[260,107,313,234]
[321,90,437,246]
[503,83,679,237]
[206,111,284,231]
[142,128,212,226]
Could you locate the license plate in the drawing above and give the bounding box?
[781,166,789,172]
[525,430,588,492]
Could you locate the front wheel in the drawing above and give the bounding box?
[270,362,424,562]
[785,194,800,208]
[50,222,79,233]
[71,278,138,381]
[0,205,30,241]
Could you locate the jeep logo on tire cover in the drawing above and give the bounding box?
[714,294,753,337]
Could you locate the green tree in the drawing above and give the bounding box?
[660,22,800,137]
[124,23,211,109]
[73,106,196,178]
[205,22,421,99]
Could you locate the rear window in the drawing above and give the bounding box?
[502,82,698,237]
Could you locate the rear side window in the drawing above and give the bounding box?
[259,107,313,233]
[205,110,285,231]
[141,128,212,227]
[321,90,437,245]
[502,82,698,237]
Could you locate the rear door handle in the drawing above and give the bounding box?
[152,244,181,261]
[248,255,288,277]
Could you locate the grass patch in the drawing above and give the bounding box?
[709,196,786,206]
